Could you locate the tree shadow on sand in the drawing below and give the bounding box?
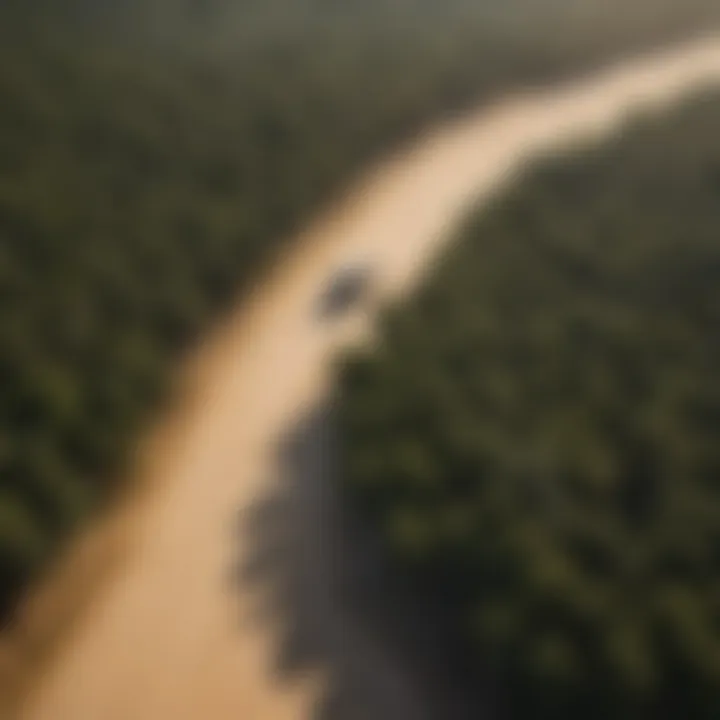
[233,399,500,720]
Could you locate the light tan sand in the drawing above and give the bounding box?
[11,33,720,720]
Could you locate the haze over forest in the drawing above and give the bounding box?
[1,0,720,696]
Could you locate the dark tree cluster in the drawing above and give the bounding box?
[0,0,719,620]
[339,93,720,719]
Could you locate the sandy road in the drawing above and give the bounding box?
[14,32,720,720]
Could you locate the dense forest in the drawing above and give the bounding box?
[338,91,720,719]
[1,0,720,620]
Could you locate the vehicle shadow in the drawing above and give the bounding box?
[234,398,500,720]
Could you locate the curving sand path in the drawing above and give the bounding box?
[14,32,720,720]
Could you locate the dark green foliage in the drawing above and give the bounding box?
[339,94,720,718]
[1,0,720,621]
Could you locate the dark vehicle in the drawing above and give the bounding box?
[317,261,375,319]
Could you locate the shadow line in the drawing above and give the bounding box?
[235,399,500,720]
